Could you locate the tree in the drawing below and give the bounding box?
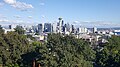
[14,26,25,34]
[0,31,34,66]
[0,32,98,67]
[95,35,120,67]
[35,34,95,67]
[0,25,4,35]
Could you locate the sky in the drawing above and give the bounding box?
[0,0,120,28]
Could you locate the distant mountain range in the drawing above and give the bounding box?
[88,27,120,31]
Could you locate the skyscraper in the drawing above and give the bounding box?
[65,23,70,32]
[78,27,88,34]
[71,24,75,33]
[93,27,97,33]
[38,24,44,34]
[52,22,57,33]
[32,25,38,33]
[44,23,52,33]
[58,17,64,33]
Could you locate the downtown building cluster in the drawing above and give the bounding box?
[29,18,88,35]
[1,18,120,46]
[1,18,120,50]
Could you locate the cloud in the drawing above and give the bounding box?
[4,0,33,11]
[73,21,80,24]
[0,19,9,22]
[0,2,4,7]
[0,18,34,25]
[4,0,16,4]
[11,2,34,11]
[0,14,7,18]
[28,16,32,19]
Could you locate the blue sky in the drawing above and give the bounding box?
[0,0,120,27]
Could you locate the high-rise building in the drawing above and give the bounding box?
[52,22,57,33]
[44,23,52,33]
[71,24,75,33]
[38,24,44,34]
[32,25,38,33]
[93,27,97,33]
[58,17,64,33]
[78,27,88,34]
[65,23,70,32]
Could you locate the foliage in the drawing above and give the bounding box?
[95,35,120,67]
[0,31,34,66]
[26,34,35,41]
[0,26,4,35]
[35,34,96,67]
[1,28,120,67]
[14,26,25,34]
[0,31,96,67]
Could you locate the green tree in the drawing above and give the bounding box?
[0,32,96,67]
[95,35,120,67]
[35,34,95,67]
[0,25,4,35]
[0,31,34,67]
[14,26,25,34]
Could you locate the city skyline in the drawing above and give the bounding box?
[0,0,120,27]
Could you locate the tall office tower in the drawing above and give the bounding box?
[70,26,72,33]
[63,24,67,33]
[71,24,75,33]
[65,23,70,32]
[58,17,64,33]
[62,25,65,33]
[78,27,88,34]
[93,27,97,33]
[38,24,44,34]
[76,28,79,34]
[63,23,71,35]
[44,23,52,33]
[52,22,57,33]
[32,25,38,33]
[64,24,67,33]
